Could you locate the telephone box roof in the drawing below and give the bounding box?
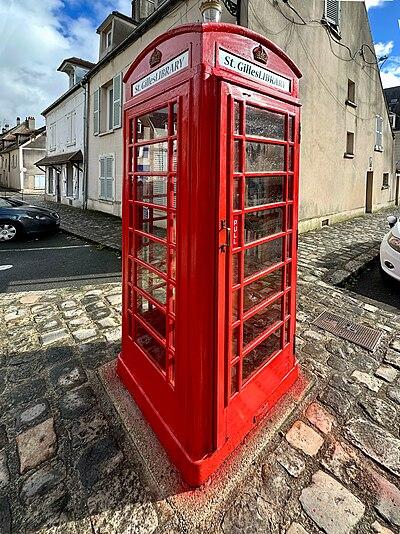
[124,22,302,83]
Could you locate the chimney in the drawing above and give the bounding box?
[16,117,20,126]
[28,116,35,131]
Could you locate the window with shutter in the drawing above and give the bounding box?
[113,73,122,129]
[94,88,100,135]
[325,0,340,28]
[99,155,114,200]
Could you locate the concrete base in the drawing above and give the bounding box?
[98,360,315,530]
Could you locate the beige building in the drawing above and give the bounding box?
[0,118,46,193]
[81,1,396,230]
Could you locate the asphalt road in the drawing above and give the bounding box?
[344,256,400,313]
[0,231,122,293]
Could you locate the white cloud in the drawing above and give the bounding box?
[365,0,392,9]
[0,0,132,128]
[380,56,400,88]
[375,40,394,58]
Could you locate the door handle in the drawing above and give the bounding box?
[220,220,231,251]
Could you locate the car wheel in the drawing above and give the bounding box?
[379,262,394,285]
[0,222,19,242]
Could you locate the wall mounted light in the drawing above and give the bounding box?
[200,0,222,23]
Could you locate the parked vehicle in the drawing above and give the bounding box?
[0,198,60,242]
[380,215,400,283]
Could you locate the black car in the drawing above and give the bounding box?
[0,197,60,242]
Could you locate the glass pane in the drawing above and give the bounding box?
[243,328,282,381]
[232,327,239,359]
[232,253,241,285]
[288,146,294,171]
[244,208,284,243]
[288,116,294,142]
[136,293,166,339]
[245,176,284,207]
[169,248,176,279]
[234,102,241,135]
[234,140,241,172]
[136,206,167,240]
[233,178,240,210]
[246,107,285,140]
[287,175,293,201]
[246,143,285,172]
[172,103,178,135]
[172,140,177,171]
[136,176,167,206]
[232,290,240,322]
[285,291,291,317]
[171,176,177,208]
[231,364,239,395]
[136,265,167,305]
[244,237,283,278]
[243,298,282,347]
[136,235,167,273]
[137,108,168,141]
[135,323,166,369]
[286,262,292,288]
[243,267,283,312]
[136,142,168,172]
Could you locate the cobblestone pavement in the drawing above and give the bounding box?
[0,206,399,533]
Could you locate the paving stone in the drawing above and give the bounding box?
[275,443,305,477]
[287,523,310,534]
[19,293,41,305]
[40,329,70,346]
[285,421,324,456]
[0,497,11,534]
[320,440,359,481]
[372,521,395,533]
[359,396,397,429]
[72,328,97,342]
[365,467,400,528]
[66,412,109,449]
[305,402,335,434]
[351,370,383,392]
[49,361,87,390]
[0,451,9,490]
[330,373,362,396]
[4,379,47,408]
[387,386,400,405]
[104,327,121,342]
[77,436,124,491]
[319,386,351,415]
[58,386,96,419]
[0,425,7,450]
[45,345,75,366]
[220,490,278,533]
[15,401,50,431]
[4,309,28,322]
[300,470,365,533]
[20,463,66,504]
[375,365,398,383]
[16,418,57,474]
[106,294,122,306]
[346,418,400,476]
[384,350,400,369]
[389,338,400,352]
[97,316,119,328]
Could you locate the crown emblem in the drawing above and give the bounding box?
[149,48,162,68]
[253,45,268,65]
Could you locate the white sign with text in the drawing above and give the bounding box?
[132,51,189,96]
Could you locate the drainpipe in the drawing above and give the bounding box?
[82,77,89,210]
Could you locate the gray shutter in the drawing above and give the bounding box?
[113,73,122,129]
[94,88,100,135]
[106,156,114,200]
[325,0,340,27]
[99,156,106,198]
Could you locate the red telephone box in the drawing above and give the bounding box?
[118,23,301,486]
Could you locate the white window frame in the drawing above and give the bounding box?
[94,88,100,135]
[375,115,383,152]
[106,29,112,49]
[389,112,396,129]
[107,85,114,132]
[112,72,122,129]
[325,0,341,29]
[49,122,56,152]
[99,154,115,201]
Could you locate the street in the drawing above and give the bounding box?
[0,231,121,293]
[344,257,400,312]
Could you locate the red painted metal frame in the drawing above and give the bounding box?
[118,23,302,487]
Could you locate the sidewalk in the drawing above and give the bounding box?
[0,202,399,532]
[23,194,122,251]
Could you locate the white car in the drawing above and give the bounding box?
[380,215,400,283]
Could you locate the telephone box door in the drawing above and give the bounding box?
[220,82,299,438]
[122,82,190,442]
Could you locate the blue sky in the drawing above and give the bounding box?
[367,0,400,86]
